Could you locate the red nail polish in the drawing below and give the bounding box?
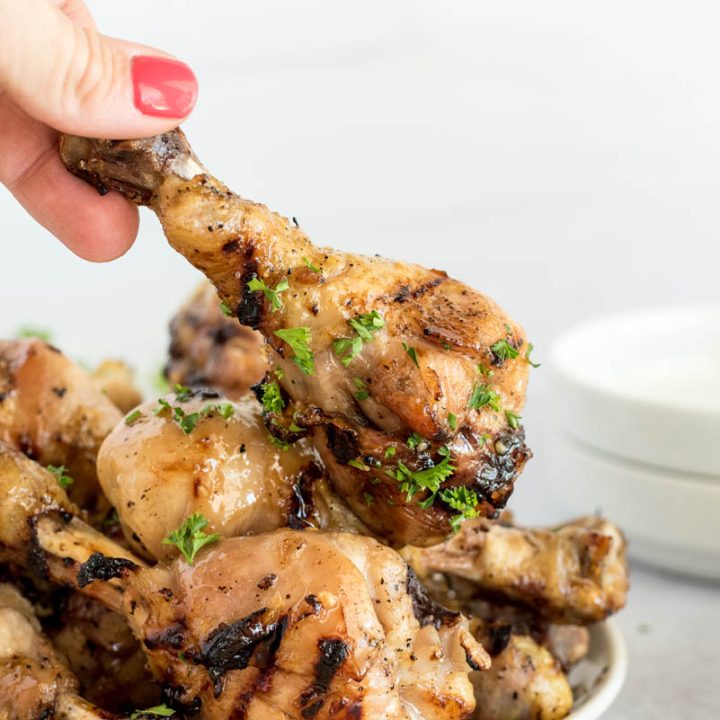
[131,56,197,118]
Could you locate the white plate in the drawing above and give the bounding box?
[568,620,627,719]
[549,306,720,476]
[546,430,720,580]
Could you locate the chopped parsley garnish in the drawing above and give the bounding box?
[348,311,385,340]
[406,432,425,451]
[302,257,321,274]
[468,384,501,411]
[525,343,541,368]
[362,492,374,506]
[130,705,175,719]
[490,337,519,361]
[441,340,452,351]
[274,327,315,375]
[173,384,193,402]
[439,486,479,532]
[260,380,285,414]
[201,403,235,420]
[402,342,419,367]
[333,311,384,366]
[477,364,494,378]
[247,276,290,312]
[384,446,397,459]
[219,301,233,317]
[505,410,521,429]
[47,464,73,489]
[348,457,370,471]
[389,450,455,502]
[125,409,143,426]
[353,377,369,401]
[17,326,52,342]
[162,514,219,565]
[268,435,290,451]
[448,412,457,431]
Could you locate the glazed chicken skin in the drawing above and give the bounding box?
[165,281,267,398]
[0,339,122,510]
[60,131,532,546]
[403,516,628,624]
[98,386,335,561]
[0,441,488,720]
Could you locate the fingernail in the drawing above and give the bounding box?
[131,56,197,118]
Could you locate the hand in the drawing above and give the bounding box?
[0,0,198,261]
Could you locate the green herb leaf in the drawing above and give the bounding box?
[130,704,175,719]
[525,343,541,368]
[274,327,315,375]
[219,301,233,317]
[402,342,419,367]
[490,338,519,361]
[362,492,374,506]
[476,364,494,378]
[505,410,521,429]
[260,381,285,414]
[247,277,289,312]
[348,457,370,471]
[406,432,425,451]
[332,312,384,366]
[384,446,397,459]
[468,384,501,412]
[174,384,193,402]
[17,326,52,342]
[389,451,455,502]
[447,412,457,431]
[348,311,385,341]
[125,409,143,426]
[47,464,73,489]
[201,403,235,420]
[302,257,321,274]
[268,435,291,451]
[353,377,369,401]
[162,514,219,565]
[439,486,479,532]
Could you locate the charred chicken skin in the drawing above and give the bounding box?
[60,131,532,546]
[0,441,488,720]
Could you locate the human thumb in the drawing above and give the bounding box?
[0,0,197,138]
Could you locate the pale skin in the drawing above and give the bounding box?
[0,0,197,260]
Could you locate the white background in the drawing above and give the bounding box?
[1,1,719,716]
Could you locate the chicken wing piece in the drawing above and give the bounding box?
[471,618,573,720]
[165,281,267,398]
[0,339,122,511]
[60,131,532,546]
[0,583,124,720]
[97,386,346,561]
[1,442,488,720]
[403,516,628,624]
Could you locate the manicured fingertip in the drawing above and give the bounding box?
[131,56,198,119]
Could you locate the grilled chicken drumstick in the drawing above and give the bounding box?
[0,583,124,720]
[165,281,267,398]
[0,441,488,719]
[403,516,628,624]
[0,339,122,511]
[98,386,366,561]
[60,130,532,546]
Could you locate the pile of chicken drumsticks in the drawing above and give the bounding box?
[0,130,627,720]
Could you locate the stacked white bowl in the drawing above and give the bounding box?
[547,306,720,580]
